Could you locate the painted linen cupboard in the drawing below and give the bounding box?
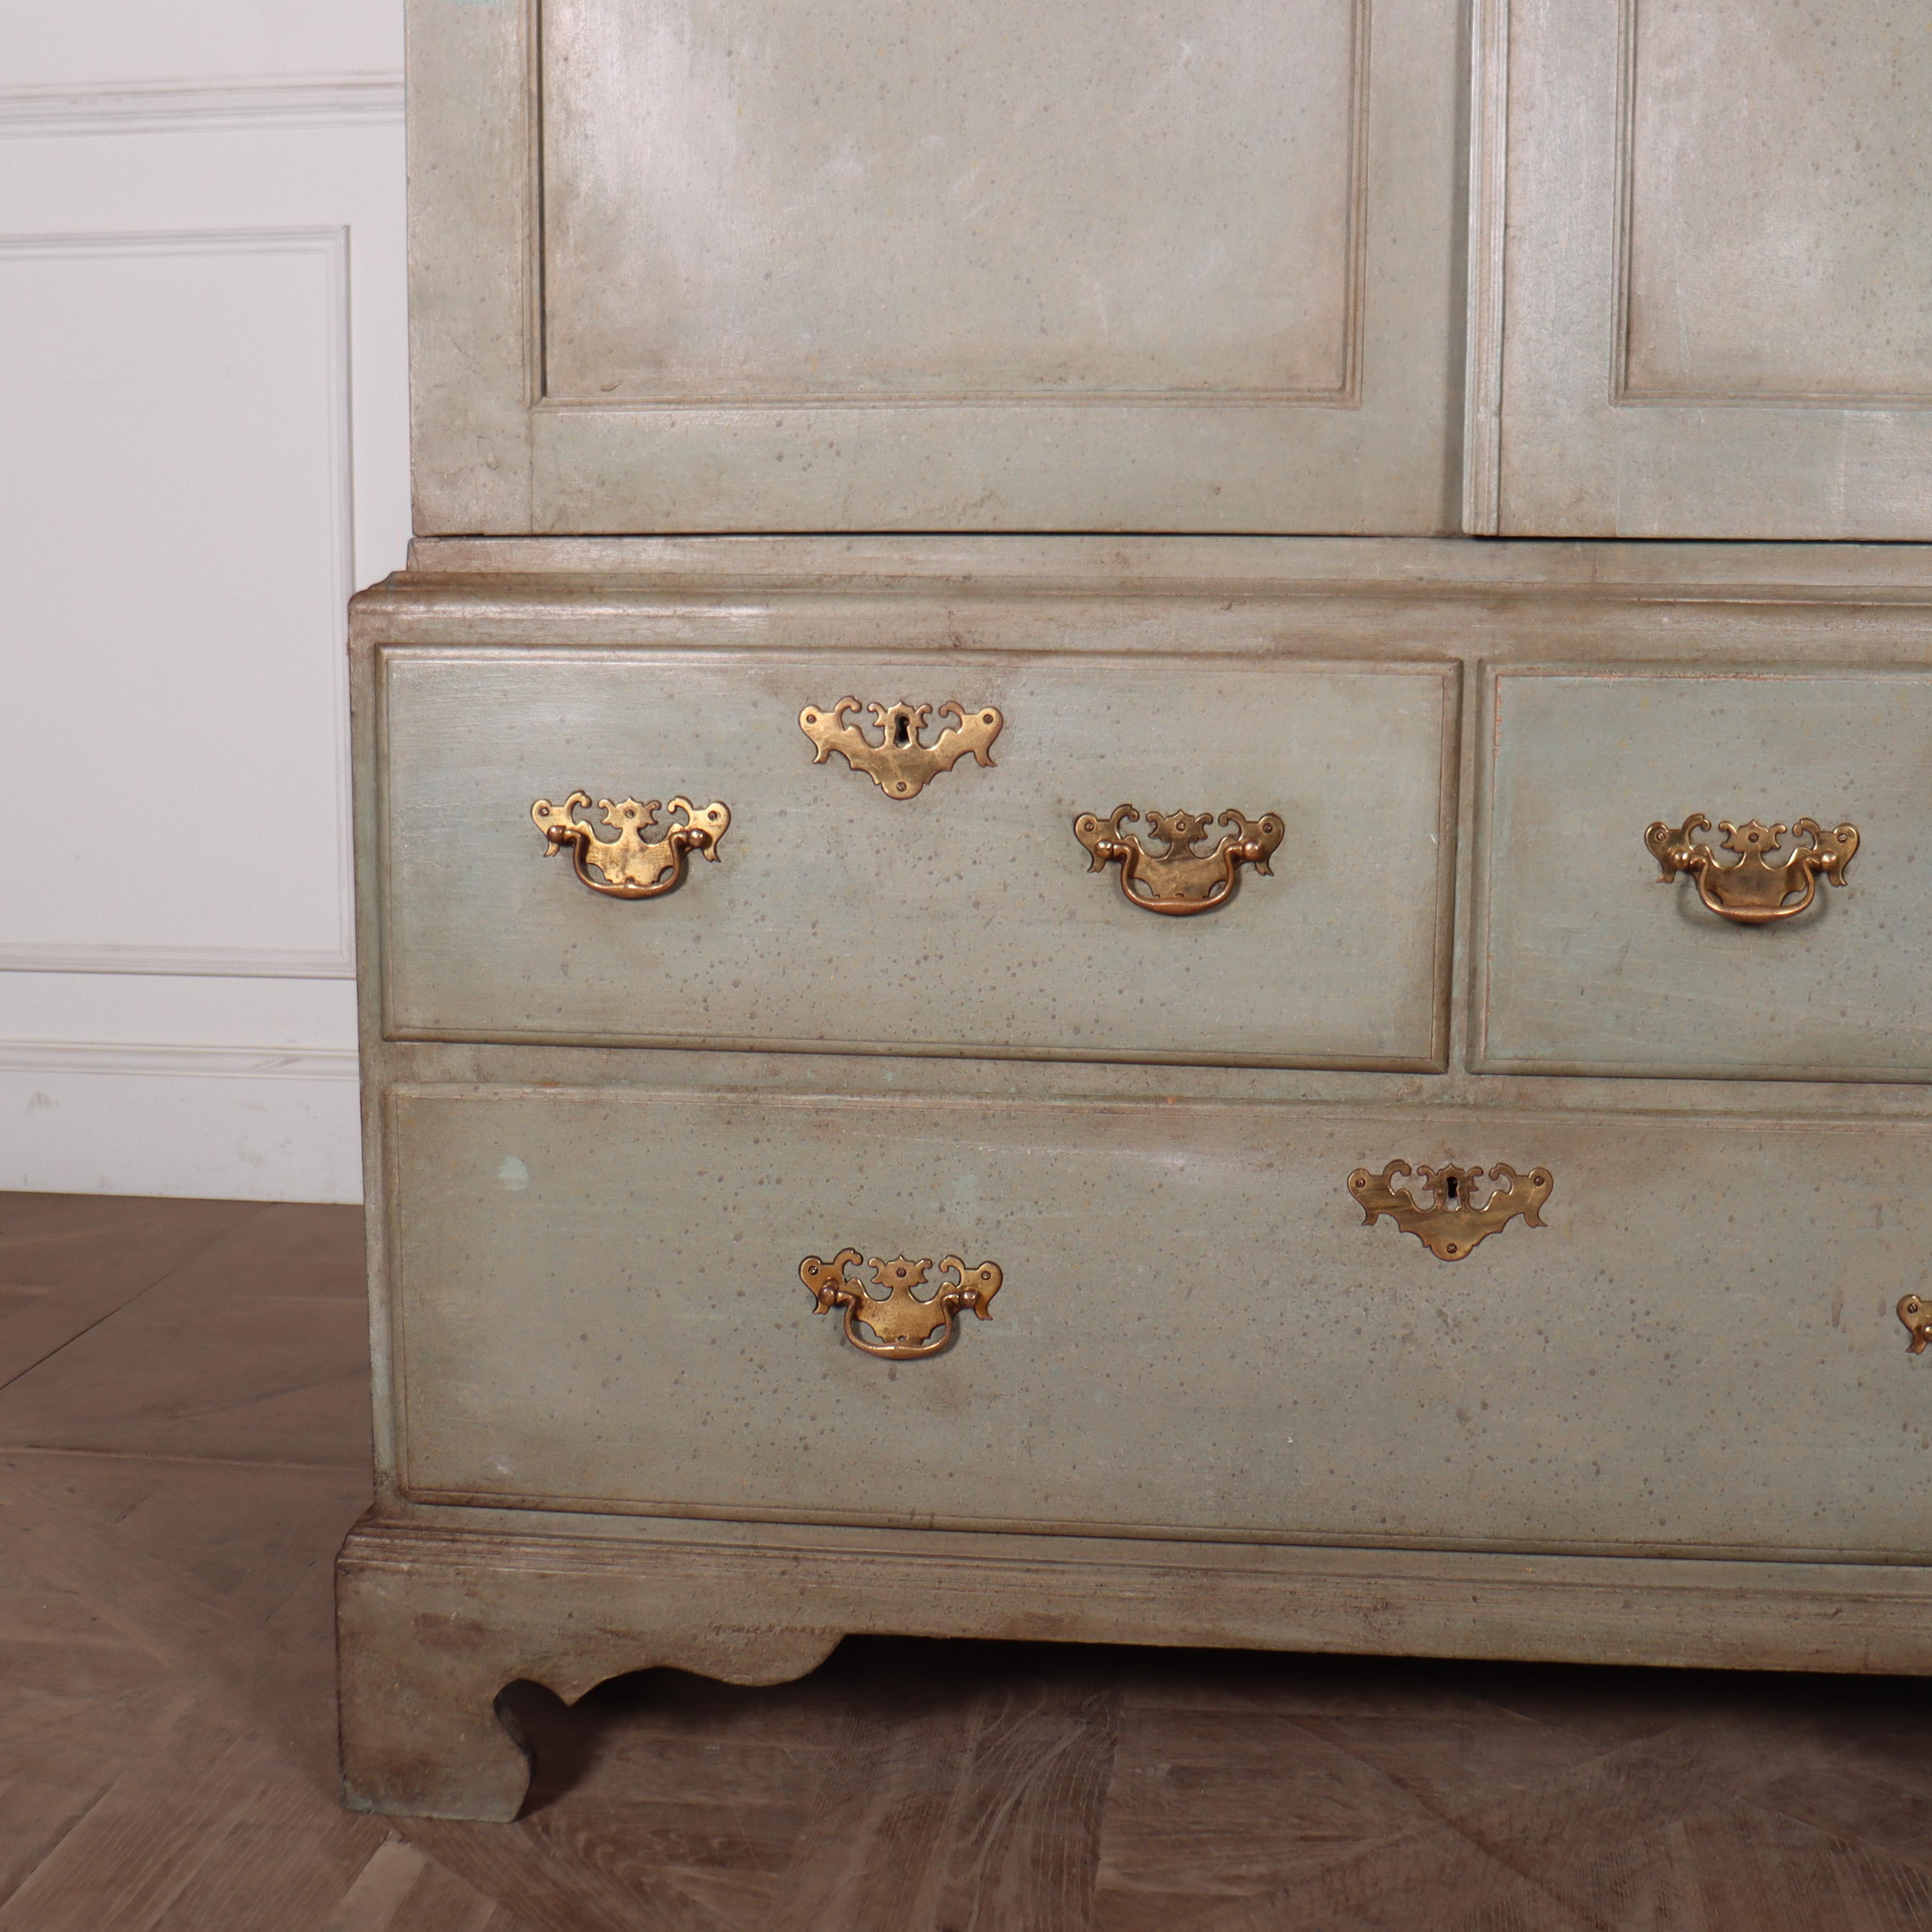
[339,0,1932,1819]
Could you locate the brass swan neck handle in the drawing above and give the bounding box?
[1898,1294,1932,1354]
[532,792,730,899]
[1645,815,1857,924]
[801,1250,1002,1358]
[1073,805,1286,916]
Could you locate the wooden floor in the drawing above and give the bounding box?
[5,1195,1932,1931]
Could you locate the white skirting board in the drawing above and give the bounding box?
[0,1042,362,1202]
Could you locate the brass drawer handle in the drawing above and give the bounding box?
[531,792,730,899]
[1645,815,1857,924]
[1073,805,1285,916]
[800,698,1003,799]
[1899,1294,1932,1354]
[1348,1161,1552,1261]
[801,1250,1002,1358]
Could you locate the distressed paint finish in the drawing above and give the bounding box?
[1620,2,1932,405]
[379,650,1457,1068]
[336,1509,1932,1821]
[394,533,1932,607]
[1478,667,1932,1079]
[1494,0,1932,538]
[543,0,1363,404]
[388,1085,1932,1559]
[363,0,1932,1829]
[405,0,1465,533]
[343,542,1932,1819]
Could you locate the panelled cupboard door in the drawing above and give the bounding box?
[408,0,1465,535]
[388,1087,1932,1560]
[1483,0,1932,539]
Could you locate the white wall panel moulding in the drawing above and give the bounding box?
[0,225,356,981]
[0,946,355,980]
[4,0,403,95]
[0,1040,359,1081]
[0,76,404,137]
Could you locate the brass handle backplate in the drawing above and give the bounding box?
[800,698,1002,799]
[1899,1294,1932,1354]
[1348,1161,1553,1261]
[1073,805,1286,915]
[531,792,730,899]
[801,1250,1003,1358]
[1646,815,1857,923]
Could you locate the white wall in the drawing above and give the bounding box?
[0,2,407,1202]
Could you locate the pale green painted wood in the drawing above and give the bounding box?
[389,1084,1932,1561]
[1493,0,1932,538]
[336,1508,1932,1819]
[1478,667,1932,1079]
[344,547,1932,1808]
[406,0,1465,533]
[543,0,1361,407]
[380,650,1456,1068]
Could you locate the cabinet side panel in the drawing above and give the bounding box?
[407,0,535,530]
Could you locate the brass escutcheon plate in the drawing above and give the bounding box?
[531,792,730,898]
[800,1250,1003,1358]
[1348,1161,1553,1261]
[800,698,1002,799]
[1073,805,1286,915]
[1645,815,1858,924]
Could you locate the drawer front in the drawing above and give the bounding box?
[390,1085,1932,1559]
[1478,666,1932,1079]
[380,650,1456,1068]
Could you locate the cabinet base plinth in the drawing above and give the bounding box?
[335,1507,1932,1821]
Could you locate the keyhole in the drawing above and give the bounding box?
[893,713,912,747]
[1445,1175,1458,1204]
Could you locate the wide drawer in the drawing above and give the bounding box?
[389,1085,1932,1559]
[1477,666,1932,1079]
[379,650,1457,1068]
